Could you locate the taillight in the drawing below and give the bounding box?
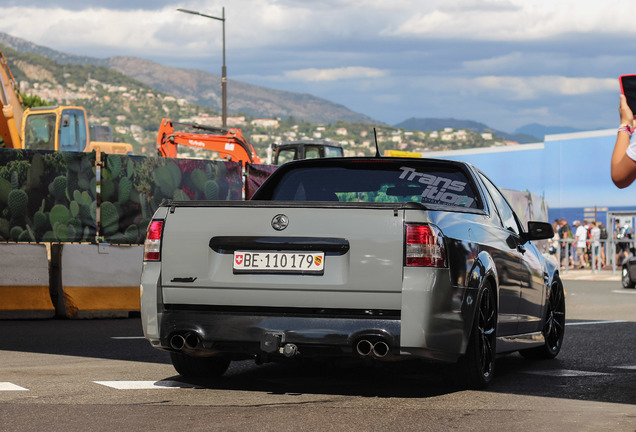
[405,224,446,267]
[144,219,164,261]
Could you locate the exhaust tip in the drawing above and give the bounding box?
[372,341,390,358]
[170,334,186,350]
[356,339,373,356]
[184,332,200,350]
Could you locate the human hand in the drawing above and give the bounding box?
[619,94,635,126]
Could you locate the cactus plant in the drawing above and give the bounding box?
[118,177,132,204]
[49,204,70,228]
[26,153,45,189]
[71,190,94,227]
[54,223,77,243]
[107,154,122,178]
[42,231,56,242]
[51,175,67,203]
[0,178,10,205]
[65,173,80,202]
[153,165,179,198]
[173,188,189,201]
[78,173,91,191]
[70,200,80,218]
[81,226,92,243]
[190,169,207,192]
[33,210,49,234]
[126,158,134,179]
[68,217,82,232]
[8,189,28,218]
[10,226,23,241]
[89,177,97,199]
[100,177,115,202]
[101,201,119,236]
[204,180,219,200]
[10,170,19,190]
[167,160,182,185]
[124,225,139,244]
[18,226,36,243]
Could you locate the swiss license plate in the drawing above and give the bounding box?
[233,251,324,274]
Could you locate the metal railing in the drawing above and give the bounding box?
[548,238,633,274]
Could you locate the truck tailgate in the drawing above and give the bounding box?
[160,204,405,310]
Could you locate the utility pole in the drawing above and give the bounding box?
[177,7,227,127]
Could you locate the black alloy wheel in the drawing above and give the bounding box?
[457,282,497,389]
[520,279,566,359]
[622,265,635,289]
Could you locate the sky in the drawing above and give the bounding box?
[2,1,635,133]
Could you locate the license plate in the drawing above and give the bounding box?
[233,251,324,274]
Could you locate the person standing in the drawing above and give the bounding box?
[615,219,631,266]
[598,222,608,267]
[559,218,573,268]
[574,220,588,269]
[589,221,601,269]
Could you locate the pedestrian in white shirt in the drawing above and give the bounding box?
[574,220,589,269]
[589,221,601,268]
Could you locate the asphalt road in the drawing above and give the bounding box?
[1,279,635,432]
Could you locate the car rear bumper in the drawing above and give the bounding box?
[156,306,402,360]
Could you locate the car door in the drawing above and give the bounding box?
[516,237,547,334]
[478,173,525,336]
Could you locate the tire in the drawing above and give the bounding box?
[622,265,635,289]
[456,282,497,389]
[520,278,565,359]
[170,352,230,378]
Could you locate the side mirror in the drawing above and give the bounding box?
[525,221,554,241]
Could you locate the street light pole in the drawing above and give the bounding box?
[177,7,227,127]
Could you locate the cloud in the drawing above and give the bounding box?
[0,6,181,57]
[456,76,618,99]
[462,52,525,72]
[0,1,627,132]
[284,66,388,82]
[390,0,636,41]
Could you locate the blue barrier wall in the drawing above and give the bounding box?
[425,129,635,222]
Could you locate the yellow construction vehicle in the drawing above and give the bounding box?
[21,105,131,154]
[0,49,132,154]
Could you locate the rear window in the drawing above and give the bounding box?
[268,162,481,209]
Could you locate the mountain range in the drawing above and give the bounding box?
[0,31,578,142]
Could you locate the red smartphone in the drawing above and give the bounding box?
[620,74,636,114]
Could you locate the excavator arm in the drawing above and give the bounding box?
[157,118,262,164]
[0,49,24,148]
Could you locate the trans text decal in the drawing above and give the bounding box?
[398,167,475,208]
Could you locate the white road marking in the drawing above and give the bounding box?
[566,320,627,326]
[93,380,201,389]
[110,336,145,340]
[612,290,636,294]
[523,369,610,377]
[613,365,636,370]
[0,382,28,391]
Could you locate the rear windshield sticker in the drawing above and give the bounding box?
[398,166,475,208]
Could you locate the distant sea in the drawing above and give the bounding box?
[549,206,636,227]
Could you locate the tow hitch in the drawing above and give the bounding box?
[260,332,300,358]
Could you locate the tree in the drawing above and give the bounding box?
[21,93,49,108]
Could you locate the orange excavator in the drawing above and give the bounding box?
[157,118,262,164]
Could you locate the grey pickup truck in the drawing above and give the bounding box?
[140,157,563,388]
